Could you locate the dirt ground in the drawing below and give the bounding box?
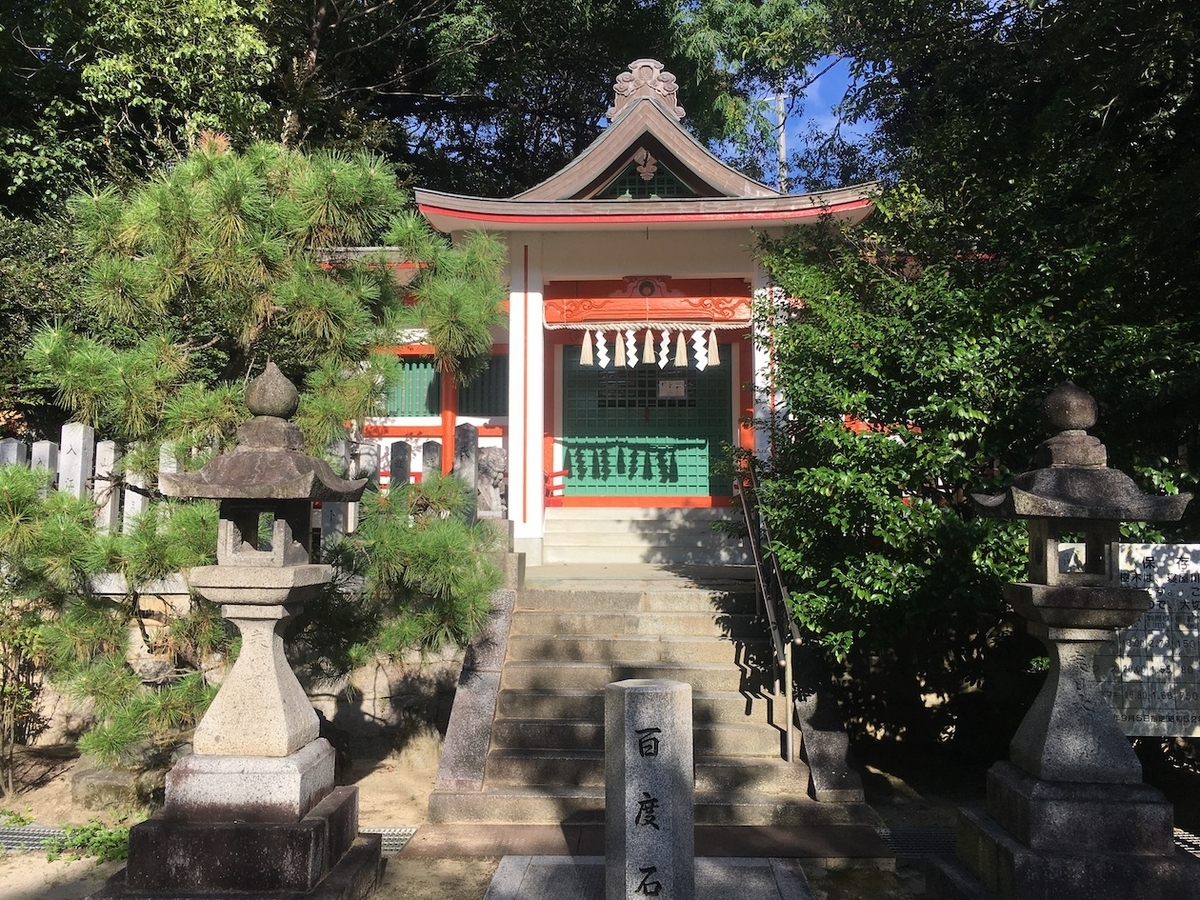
[0,726,489,900]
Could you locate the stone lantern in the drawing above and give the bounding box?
[929,382,1200,900]
[104,363,382,899]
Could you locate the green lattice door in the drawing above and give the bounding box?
[560,354,732,496]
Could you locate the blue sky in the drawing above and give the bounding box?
[757,55,877,191]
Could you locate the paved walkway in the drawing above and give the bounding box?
[400,824,892,863]
[484,856,815,900]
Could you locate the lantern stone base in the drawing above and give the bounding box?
[89,740,382,900]
[90,787,382,900]
[162,738,336,823]
[927,763,1200,900]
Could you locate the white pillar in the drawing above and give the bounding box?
[507,236,546,563]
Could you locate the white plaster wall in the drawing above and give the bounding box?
[752,266,778,460]
[539,229,764,280]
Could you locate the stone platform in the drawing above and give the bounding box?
[483,856,813,900]
[89,787,383,900]
[927,763,1200,900]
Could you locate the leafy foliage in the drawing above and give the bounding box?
[755,0,1200,748]
[385,215,507,382]
[674,0,835,183]
[0,216,79,438]
[24,138,412,463]
[293,476,501,682]
[45,820,131,862]
[0,0,275,216]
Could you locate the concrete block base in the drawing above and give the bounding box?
[986,761,1174,854]
[927,805,1200,900]
[163,739,335,823]
[96,786,380,898]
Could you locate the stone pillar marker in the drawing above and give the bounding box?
[94,440,121,532]
[606,679,694,900]
[389,440,412,491]
[0,436,27,465]
[422,439,442,480]
[454,422,479,525]
[59,421,94,499]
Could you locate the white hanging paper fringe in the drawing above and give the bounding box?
[708,330,720,367]
[642,329,656,364]
[692,329,708,371]
[674,332,687,367]
[580,330,594,366]
[596,331,610,368]
[658,330,671,369]
[624,330,637,368]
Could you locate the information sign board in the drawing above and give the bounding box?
[1094,544,1200,737]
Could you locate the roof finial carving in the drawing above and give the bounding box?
[608,59,685,121]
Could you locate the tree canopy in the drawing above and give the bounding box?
[751,0,1200,745]
[3,0,817,213]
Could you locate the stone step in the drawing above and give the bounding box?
[541,543,748,566]
[499,661,764,693]
[485,751,807,794]
[427,785,872,826]
[547,511,739,525]
[495,689,780,726]
[540,508,750,565]
[490,719,783,757]
[515,588,756,613]
[505,634,772,666]
[508,610,765,639]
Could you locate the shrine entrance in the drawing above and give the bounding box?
[559,352,733,496]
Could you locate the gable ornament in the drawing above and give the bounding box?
[607,59,685,121]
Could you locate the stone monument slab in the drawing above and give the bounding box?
[605,678,694,900]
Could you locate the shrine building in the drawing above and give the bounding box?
[365,59,873,565]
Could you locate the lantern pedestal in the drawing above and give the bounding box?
[90,364,381,900]
[928,384,1200,900]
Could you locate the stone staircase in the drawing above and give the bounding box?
[541,507,749,565]
[428,572,871,827]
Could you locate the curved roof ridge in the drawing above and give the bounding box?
[514,95,780,202]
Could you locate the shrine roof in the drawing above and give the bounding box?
[415,59,875,234]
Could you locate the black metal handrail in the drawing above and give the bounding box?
[735,462,801,761]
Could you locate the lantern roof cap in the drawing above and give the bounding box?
[972,382,1190,522]
[159,363,367,503]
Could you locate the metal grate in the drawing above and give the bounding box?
[562,353,732,496]
[1176,828,1200,858]
[359,826,417,855]
[0,824,417,856]
[0,825,65,852]
[875,827,957,859]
